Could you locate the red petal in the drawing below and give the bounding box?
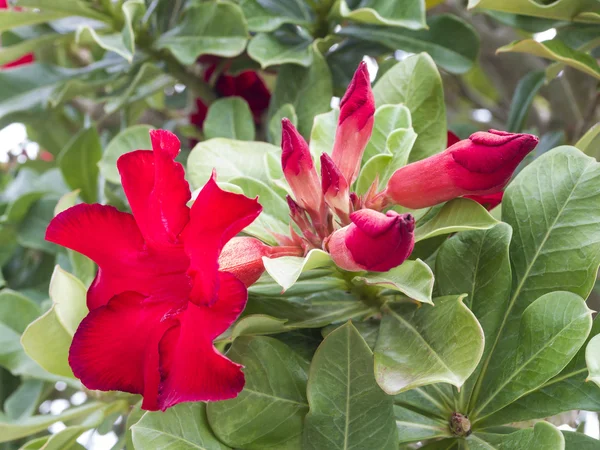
[157,273,247,409]
[447,131,460,147]
[69,292,177,411]
[118,130,191,247]
[183,173,261,305]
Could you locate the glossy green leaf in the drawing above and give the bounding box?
[332,0,426,30]
[414,198,499,242]
[308,108,338,166]
[586,334,600,388]
[362,104,412,161]
[207,337,309,449]
[467,0,600,22]
[262,249,333,292]
[248,32,313,68]
[155,1,248,65]
[239,0,314,32]
[498,39,600,80]
[245,290,375,329]
[304,322,398,450]
[374,295,484,394]
[268,47,332,138]
[188,138,281,189]
[217,314,289,344]
[58,127,101,203]
[472,292,593,423]
[469,147,600,418]
[76,28,133,62]
[353,259,434,304]
[132,403,230,450]
[268,103,297,146]
[99,124,153,185]
[467,422,564,449]
[576,122,600,157]
[507,70,545,133]
[373,53,446,162]
[563,431,600,449]
[436,224,512,411]
[17,196,58,253]
[204,97,255,141]
[340,15,479,74]
[394,405,452,444]
[21,266,87,378]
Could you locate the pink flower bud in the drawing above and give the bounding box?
[331,62,375,185]
[219,237,303,286]
[384,130,538,209]
[321,153,350,221]
[281,119,324,222]
[327,209,415,272]
[465,192,504,210]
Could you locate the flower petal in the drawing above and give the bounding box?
[117,130,191,248]
[69,292,177,411]
[183,173,262,305]
[157,273,247,409]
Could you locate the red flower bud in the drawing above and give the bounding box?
[384,130,538,209]
[465,192,504,210]
[447,131,460,147]
[327,209,415,272]
[281,119,325,222]
[331,62,375,185]
[219,237,303,287]
[321,153,350,221]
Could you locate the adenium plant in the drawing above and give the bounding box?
[1,0,599,449]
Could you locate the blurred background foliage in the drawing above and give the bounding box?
[0,0,598,448]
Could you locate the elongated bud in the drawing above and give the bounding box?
[465,192,503,210]
[327,209,414,272]
[219,237,303,286]
[384,130,538,209]
[321,153,350,222]
[281,119,324,220]
[331,62,375,185]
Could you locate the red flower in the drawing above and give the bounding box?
[465,192,504,210]
[327,209,415,272]
[321,153,350,220]
[331,61,375,185]
[45,130,263,411]
[447,131,460,147]
[384,130,538,209]
[190,65,271,129]
[1,0,34,69]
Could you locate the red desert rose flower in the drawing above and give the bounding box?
[465,191,504,210]
[327,209,415,272]
[384,130,538,209]
[45,130,263,411]
[0,0,34,69]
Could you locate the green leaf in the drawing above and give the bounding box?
[469,147,600,419]
[121,0,145,56]
[308,108,338,166]
[217,314,289,344]
[303,322,398,450]
[586,334,600,387]
[414,198,499,242]
[340,15,479,74]
[0,10,67,32]
[0,402,105,444]
[373,53,446,162]
[99,124,153,185]
[471,292,593,423]
[576,122,600,157]
[0,32,66,67]
[268,103,297,146]
[155,1,248,65]
[268,46,332,138]
[248,31,313,68]
[467,422,564,449]
[394,405,452,444]
[239,0,314,32]
[33,408,109,450]
[498,39,600,80]
[467,0,600,22]
[353,259,434,304]
[132,403,230,450]
[15,0,109,21]
[563,431,600,449]
[76,28,133,63]
[21,266,87,378]
[374,295,484,394]
[506,70,545,133]
[187,138,281,189]
[262,249,333,292]
[436,224,512,411]
[58,127,101,203]
[332,0,426,30]
[204,97,256,141]
[4,379,44,421]
[207,337,309,450]
[17,196,58,253]
[363,104,412,161]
